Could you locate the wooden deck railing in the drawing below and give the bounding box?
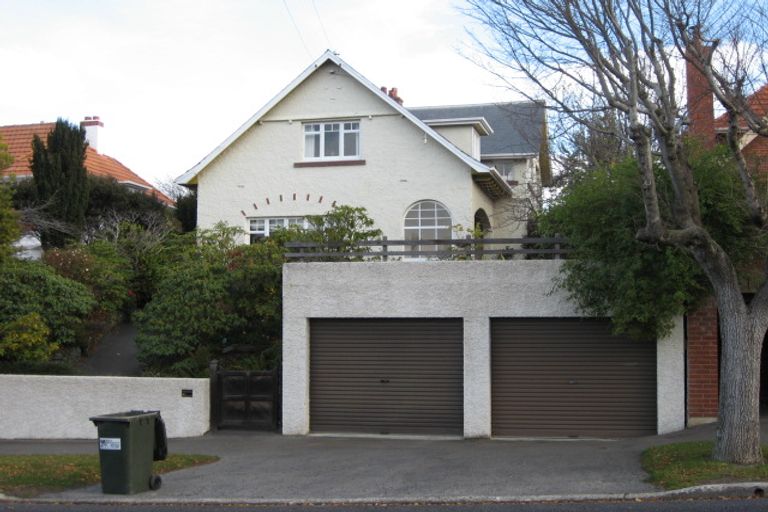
[284,236,569,261]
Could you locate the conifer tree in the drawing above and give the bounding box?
[0,136,20,260]
[31,119,89,248]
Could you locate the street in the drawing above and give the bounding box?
[0,499,766,512]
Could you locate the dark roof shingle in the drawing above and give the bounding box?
[409,102,546,156]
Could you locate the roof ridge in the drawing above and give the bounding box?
[0,122,56,130]
[409,100,542,109]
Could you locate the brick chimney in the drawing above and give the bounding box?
[685,29,715,148]
[387,87,404,105]
[80,115,104,152]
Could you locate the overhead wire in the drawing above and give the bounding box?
[311,0,333,50]
[282,0,312,59]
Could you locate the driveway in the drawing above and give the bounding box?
[78,322,141,376]
[3,422,764,503]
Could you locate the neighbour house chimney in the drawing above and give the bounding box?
[685,29,715,148]
[80,115,104,152]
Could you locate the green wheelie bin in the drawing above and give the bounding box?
[90,410,168,494]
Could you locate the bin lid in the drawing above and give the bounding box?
[89,410,159,424]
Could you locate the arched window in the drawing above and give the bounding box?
[404,200,452,254]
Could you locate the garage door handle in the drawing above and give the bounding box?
[568,380,577,385]
[380,379,390,383]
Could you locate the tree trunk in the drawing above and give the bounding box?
[714,307,764,464]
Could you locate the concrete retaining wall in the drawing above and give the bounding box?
[282,260,686,437]
[0,375,210,439]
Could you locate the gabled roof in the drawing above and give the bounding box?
[410,102,546,157]
[175,50,511,198]
[713,84,768,132]
[0,122,174,206]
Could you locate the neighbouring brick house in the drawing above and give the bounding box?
[685,43,768,426]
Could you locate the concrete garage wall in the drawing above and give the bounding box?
[0,375,209,439]
[282,260,685,437]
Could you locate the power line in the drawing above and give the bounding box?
[312,0,332,49]
[282,0,312,59]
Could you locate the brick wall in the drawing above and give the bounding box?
[687,297,719,422]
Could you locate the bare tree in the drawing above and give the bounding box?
[467,0,768,463]
[82,209,173,250]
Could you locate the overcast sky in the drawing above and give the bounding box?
[0,0,518,186]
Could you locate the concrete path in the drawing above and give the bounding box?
[3,422,766,503]
[78,323,141,376]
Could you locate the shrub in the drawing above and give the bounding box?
[135,230,285,376]
[43,243,132,319]
[0,260,94,351]
[0,183,20,261]
[134,262,242,376]
[0,313,55,362]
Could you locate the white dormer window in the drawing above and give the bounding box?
[304,121,360,160]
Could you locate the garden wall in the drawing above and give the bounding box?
[0,375,209,439]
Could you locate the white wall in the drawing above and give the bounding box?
[282,260,686,438]
[195,61,514,243]
[0,375,209,439]
[431,125,480,159]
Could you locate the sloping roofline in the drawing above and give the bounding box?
[175,50,510,196]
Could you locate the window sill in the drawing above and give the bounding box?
[294,159,366,168]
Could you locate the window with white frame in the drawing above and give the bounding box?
[248,216,310,243]
[304,121,360,159]
[403,200,453,254]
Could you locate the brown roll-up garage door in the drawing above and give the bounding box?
[492,318,656,438]
[310,318,463,435]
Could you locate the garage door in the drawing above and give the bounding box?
[492,318,656,438]
[310,318,463,435]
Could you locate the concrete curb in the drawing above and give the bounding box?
[2,482,766,506]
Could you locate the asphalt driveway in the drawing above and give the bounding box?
[3,422,765,503]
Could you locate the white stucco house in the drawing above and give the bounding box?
[174,51,686,441]
[175,50,550,243]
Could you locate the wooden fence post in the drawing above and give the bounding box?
[209,359,219,432]
[382,236,388,262]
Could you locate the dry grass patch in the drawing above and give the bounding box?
[0,453,218,498]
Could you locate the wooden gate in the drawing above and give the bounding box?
[210,362,280,430]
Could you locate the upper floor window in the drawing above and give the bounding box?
[249,216,310,243]
[486,159,520,184]
[304,121,360,160]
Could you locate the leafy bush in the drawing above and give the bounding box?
[135,226,286,376]
[302,205,383,260]
[85,175,167,222]
[43,243,132,319]
[134,261,241,376]
[0,260,94,351]
[539,148,767,341]
[0,183,20,261]
[0,313,54,362]
[135,206,381,376]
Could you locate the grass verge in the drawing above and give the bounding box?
[0,453,218,498]
[642,441,768,490]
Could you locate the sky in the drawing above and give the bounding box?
[0,0,517,187]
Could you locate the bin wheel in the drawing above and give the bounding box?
[149,474,162,490]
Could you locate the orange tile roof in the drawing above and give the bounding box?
[0,122,174,206]
[713,84,768,132]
